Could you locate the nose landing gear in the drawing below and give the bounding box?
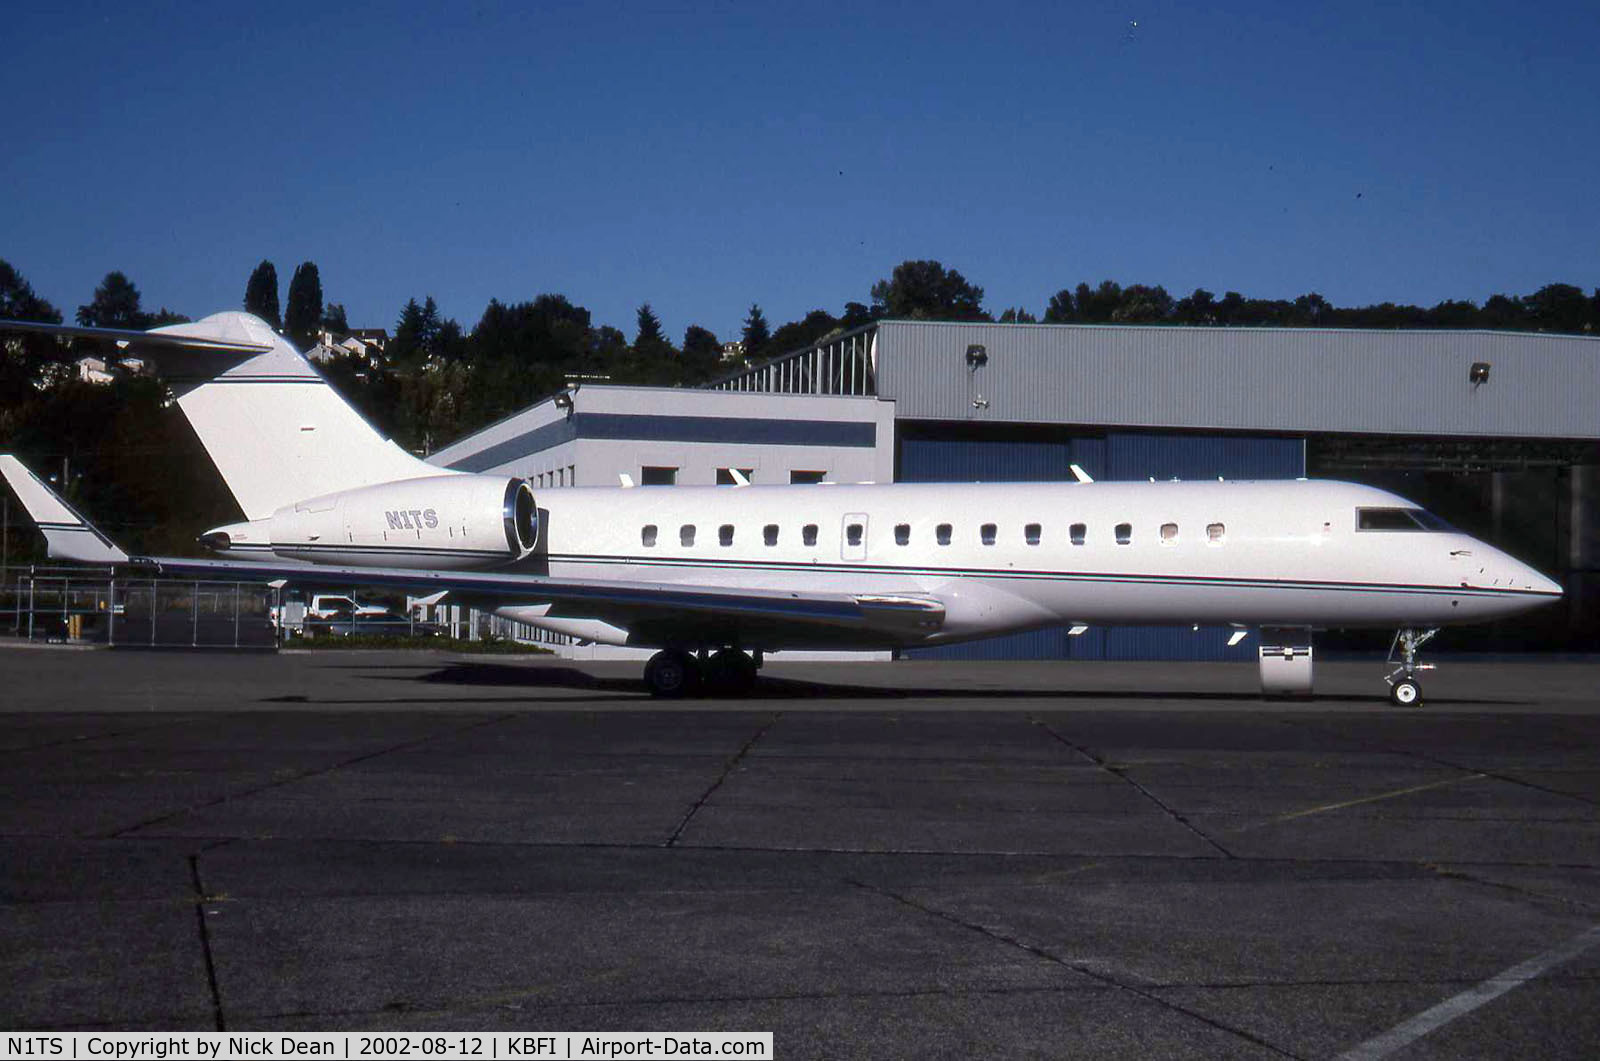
[1385,627,1438,706]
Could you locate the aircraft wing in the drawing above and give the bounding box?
[132,555,946,649]
[0,455,129,563]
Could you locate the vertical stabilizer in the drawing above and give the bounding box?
[0,455,130,563]
[152,313,451,519]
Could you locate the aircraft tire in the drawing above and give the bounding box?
[645,650,699,698]
[1389,678,1422,707]
[704,649,758,695]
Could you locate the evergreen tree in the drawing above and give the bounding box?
[681,324,722,382]
[244,261,281,329]
[77,272,146,328]
[283,262,323,350]
[635,303,666,348]
[741,304,770,359]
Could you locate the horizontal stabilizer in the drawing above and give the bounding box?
[0,318,274,354]
[0,455,129,563]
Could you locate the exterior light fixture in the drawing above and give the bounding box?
[965,344,988,368]
[1469,362,1490,385]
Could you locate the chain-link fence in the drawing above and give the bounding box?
[1,565,277,648]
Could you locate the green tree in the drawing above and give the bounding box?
[681,324,722,382]
[321,303,349,336]
[284,262,323,350]
[869,260,987,321]
[741,304,770,359]
[768,309,839,354]
[997,306,1037,323]
[77,272,146,328]
[1522,283,1591,333]
[0,260,63,407]
[244,261,281,329]
[1042,288,1077,323]
[635,303,666,348]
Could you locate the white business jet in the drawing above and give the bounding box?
[0,312,1562,703]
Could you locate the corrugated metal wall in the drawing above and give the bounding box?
[899,431,1300,661]
[876,321,1600,440]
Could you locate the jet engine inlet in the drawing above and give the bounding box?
[504,479,539,554]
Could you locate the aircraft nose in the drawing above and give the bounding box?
[1513,560,1563,598]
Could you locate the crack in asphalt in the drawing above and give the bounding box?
[847,877,1305,1059]
[188,852,226,1032]
[105,713,522,839]
[1031,717,1238,858]
[665,713,782,847]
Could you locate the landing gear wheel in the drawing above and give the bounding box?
[703,649,759,695]
[1389,678,1422,707]
[644,650,699,698]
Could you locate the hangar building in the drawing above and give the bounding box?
[428,321,1600,659]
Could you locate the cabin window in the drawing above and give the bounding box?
[936,523,952,546]
[719,524,735,546]
[895,523,910,546]
[1115,522,1132,545]
[1070,523,1086,545]
[1207,522,1225,543]
[846,523,864,547]
[1160,522,1178,542]
[641,524,657,548]
[790,469,826,484]
[680,524,696,547]
[803,524,818,547]
[981,523,997,545]
[1024,523,1041,545]
[641,466,677,486]
[763,524,779,546]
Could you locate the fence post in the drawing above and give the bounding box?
[27,567,35,640]
[192,582,199,647]
[233,582,240,647]
[108,574,116,647]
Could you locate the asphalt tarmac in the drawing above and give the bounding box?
[2,647,1597,1059]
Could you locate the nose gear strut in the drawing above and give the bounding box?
[1385,627,1439,706]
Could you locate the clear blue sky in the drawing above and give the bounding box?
[3,1,1596,342]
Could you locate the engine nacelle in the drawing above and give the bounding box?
[213,474,538,569]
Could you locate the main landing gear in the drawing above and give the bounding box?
[643,647,762,698]
[1385,627,1439,706]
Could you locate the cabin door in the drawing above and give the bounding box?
[840,513,869,562]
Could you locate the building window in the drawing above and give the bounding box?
[568,465,576,487]
[641,525,657,547]
[790,469,826,484]
[895,523,910,546]
[764,524,779,546]
[802,524,818,547]
[1024,523,1041,546]
[936,523,952,546]
[557,468,565,487]
[716,467,755,485]
[641,466,677,486]
[981,523,997,545]
[719,524,735,546]
[1070,523,1086,545]
[680,524,696,547]
[1160,522,1178,542]
[1207,522,1226,543]
[1115,522,1132,545]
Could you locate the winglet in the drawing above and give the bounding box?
[1069,463,1094,484]
[0,455,130,563]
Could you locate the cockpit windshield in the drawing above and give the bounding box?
[1356,507,1456,532]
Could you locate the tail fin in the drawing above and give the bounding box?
[148,313,450,519]
[0,455,130,563]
